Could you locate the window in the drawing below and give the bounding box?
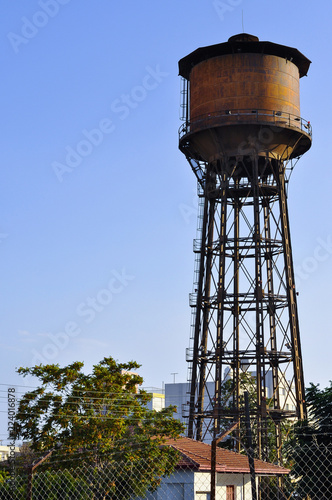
[161,484,184,499]
[226,485,235,500]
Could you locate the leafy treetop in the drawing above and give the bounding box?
[13,356,184,468]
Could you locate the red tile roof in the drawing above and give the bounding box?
[164,437,290,476]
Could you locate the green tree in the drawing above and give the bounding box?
[13,356,184,499]
[0,470,10,484]
[284,382,332,499]
[14,442,38,469]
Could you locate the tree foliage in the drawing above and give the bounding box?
[0,470,10,484]
[285,382,332,499]
[12,356,184,498]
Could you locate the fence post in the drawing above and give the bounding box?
[26,467,33,500]
[25,448,54,500]
[210,421,239,500]
[210,438,217,500]
[244,391,257,500]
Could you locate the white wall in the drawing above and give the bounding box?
[135,469,253,499]
[195,472,252,500]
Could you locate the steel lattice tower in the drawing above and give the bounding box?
[179,34,311,459]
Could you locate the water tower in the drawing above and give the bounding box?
[179,34,311,460]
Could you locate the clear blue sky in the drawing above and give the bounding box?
[1,1,331,441]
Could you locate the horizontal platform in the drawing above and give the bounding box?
[179,109,312,162]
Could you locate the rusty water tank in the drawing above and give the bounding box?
[179,34,312,162]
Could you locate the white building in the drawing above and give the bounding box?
[165,381,216,428]
[0,445,20,461]
[136,437,289,499]
[143,387,165,412]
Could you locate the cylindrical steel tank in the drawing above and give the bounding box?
[179,34,312,162]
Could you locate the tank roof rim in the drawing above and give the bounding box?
[178,37,311,79]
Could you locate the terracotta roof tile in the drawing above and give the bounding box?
[164,437,290,475]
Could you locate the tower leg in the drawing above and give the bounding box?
[278,163,306,420]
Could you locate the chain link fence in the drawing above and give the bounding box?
[0,440,330,499]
